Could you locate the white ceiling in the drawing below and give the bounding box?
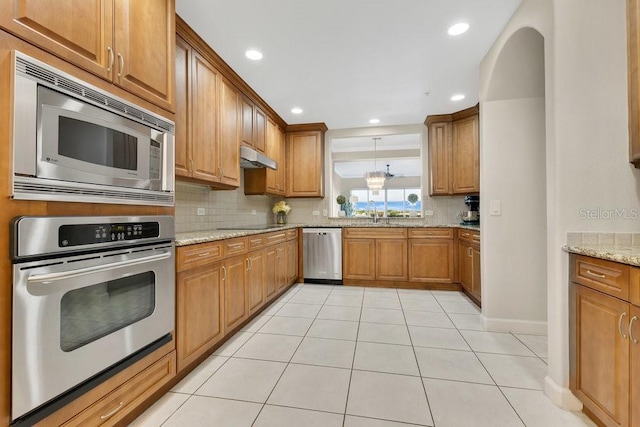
[176,0,522,130]
[332,133,422,152]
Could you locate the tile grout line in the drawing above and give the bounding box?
[341,285,365,427]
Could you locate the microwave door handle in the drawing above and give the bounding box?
[27,251,172,284]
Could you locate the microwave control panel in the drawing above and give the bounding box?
[58,222,160,247]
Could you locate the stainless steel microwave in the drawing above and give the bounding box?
[11,51,175,206]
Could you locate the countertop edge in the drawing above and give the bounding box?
[176,223,480,247]
[564,244,640,267]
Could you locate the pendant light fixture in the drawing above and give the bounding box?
[365,137,385,195]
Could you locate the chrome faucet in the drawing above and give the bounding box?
[369,201,378,223]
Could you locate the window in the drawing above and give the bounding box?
[350,188,421,217]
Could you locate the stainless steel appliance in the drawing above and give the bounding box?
[11,216,175,426]
[303,228,343,284]
[11,51,175,206]
[460,195,480,225]
[240,145,277,170]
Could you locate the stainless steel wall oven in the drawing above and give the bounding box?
[10,216,175,426]
[12,51,175,206]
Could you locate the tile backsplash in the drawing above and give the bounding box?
[566,232,640,246]
[176,179,469,232]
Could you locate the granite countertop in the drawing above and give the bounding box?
[176,223,479,246]
[564,244,640,267]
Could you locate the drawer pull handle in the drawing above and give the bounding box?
[222,266,227,281]
[229,244,243,249]
[117,52,124,79]
[107,46,114,72]
[198,252,211,257]
[586,270,606,279]
[619,312,628,339]
[630,316,638,344]
[100,401,124,420]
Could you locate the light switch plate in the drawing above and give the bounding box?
[424,210,434,216]
[322,209,328,217]
[251,210,256,215]
[197,208,205,216]
[490,200,501,216]
[312,210,320,216]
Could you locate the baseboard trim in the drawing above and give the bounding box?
[481,315,547,335]
[544,376,583,411]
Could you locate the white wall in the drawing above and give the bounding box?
[479,0,640,411]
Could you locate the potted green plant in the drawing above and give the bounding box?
[407,193,419,217]
[336,195,346,217]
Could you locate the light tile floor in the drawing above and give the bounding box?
[130,284,596,427]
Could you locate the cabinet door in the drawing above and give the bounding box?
[247,250,265,314]
[218,77,240,186]
[376,239,408,281]
[458,241,472,292]
[254,106,267,153]
[631,305,640,427]
[174,35,191,178]
[472,245,481,300]
[0,0,113,80]
[628,0,640,167]
[452,114,479,194]
[265,247,278,299]
[224,256,248,331]
[428,121,452,195]
[276,244,287,291]
[570,284,629,427]
[176,264,224,372]
[113,0,175,111]
[287,131,324,197]
[343,239,376,281]
[191,51,219,183]
[408,239,454,283]
[240,96,254,148]
[276,125,286,195]
[265,119,278,192]
[286,240,298,285]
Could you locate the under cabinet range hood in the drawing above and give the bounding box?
[240,146,277,170]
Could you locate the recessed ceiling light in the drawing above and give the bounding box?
[448,23,469,36]
[369,118,380,124]
[291,107,303,114]
[451,94,465,101]
[245,49,263,60]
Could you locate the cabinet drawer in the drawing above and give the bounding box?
[62,351,176,426]
[247,234,266,250]
[344,228,407,239]
[409,228,453,239]
[630,266,640,306]
[286,228,298,240]
[224,237,248,257]
[177,241,223,272]
[265,231,287,246]
[571,255,629,300]
[458,229,479,244]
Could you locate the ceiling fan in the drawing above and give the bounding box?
[385,164,395,179]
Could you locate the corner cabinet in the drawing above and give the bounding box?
[628,0,640,167]
[457,229,481,304]
[408,228,455,283]
[569,254,640,427]
[0,0,176,112]
[426,105,479,195]
[286,124,328,198]
[175,25,240,189]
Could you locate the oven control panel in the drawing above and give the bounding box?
[59,222,160,247]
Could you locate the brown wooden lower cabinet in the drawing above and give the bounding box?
[343,238,376,281]
[276,244,287,291]
[570,283,630,427]
[176,263,224,372]
[286,239,298,285]
[265,246,278,298]
[409,239,455,283]
[247,250,266,314]
[457,230,481,303]
[223,255,249,331]
[376,239,408,281]
[569,254,640,427]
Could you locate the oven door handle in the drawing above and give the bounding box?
[26,251,172,284]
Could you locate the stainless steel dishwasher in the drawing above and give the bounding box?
[303,228,342,285]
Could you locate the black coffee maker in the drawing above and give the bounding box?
[460,195,479,224]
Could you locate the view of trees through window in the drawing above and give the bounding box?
[349,188,422,217]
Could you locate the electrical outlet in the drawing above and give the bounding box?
[251,210,256,215]
[424,210,434,216]
[322,209,328,217]
[312,210,320,216]
[197,208,205,216]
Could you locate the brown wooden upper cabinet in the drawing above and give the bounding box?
[244,118,285,196]
[0,0,176,112]
[426,105,479,195]
[628,0,640,167]
[241,96,267,153]
[175,32,240,188]
[286,124,327,198]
